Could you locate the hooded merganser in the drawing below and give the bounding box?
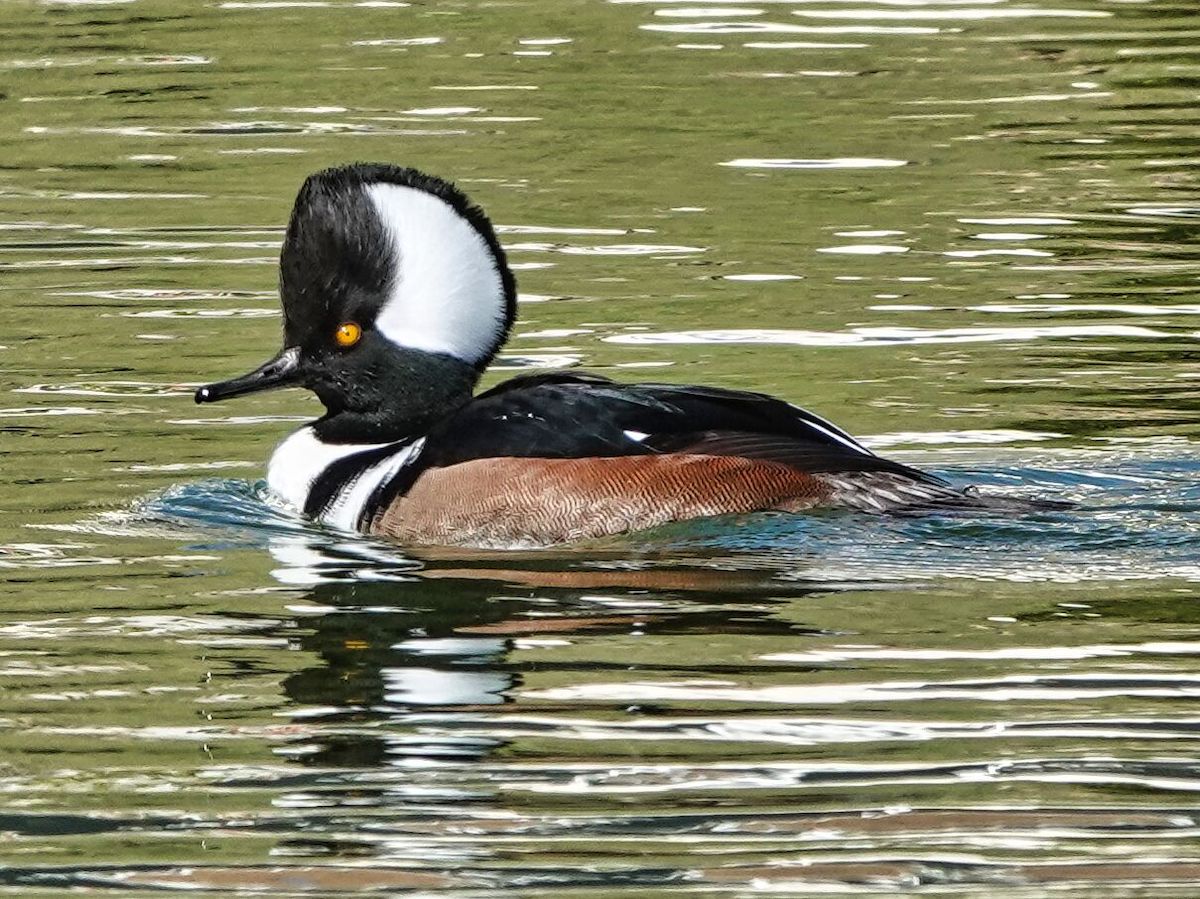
[194,163,1011,547]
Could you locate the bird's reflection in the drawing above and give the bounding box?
[269,530,824,771]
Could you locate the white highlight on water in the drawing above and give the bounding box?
[722,157,907,169]
[605,324,1167,347]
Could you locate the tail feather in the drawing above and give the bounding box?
[809,471,1069,515]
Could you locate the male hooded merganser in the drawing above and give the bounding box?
[195,163,1018,547]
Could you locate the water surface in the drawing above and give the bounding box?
[2,0,1200,894]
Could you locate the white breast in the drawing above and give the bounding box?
[267,427,422,532]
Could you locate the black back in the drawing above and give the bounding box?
[357,372,947,527]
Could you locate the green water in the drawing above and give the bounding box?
[3,0,1200,894]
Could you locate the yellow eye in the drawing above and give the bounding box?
[334,321,362,348]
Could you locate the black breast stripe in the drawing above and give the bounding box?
[303,443,406,518]
[357,454,430,531]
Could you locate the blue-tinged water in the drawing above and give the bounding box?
[133,441,1200,586]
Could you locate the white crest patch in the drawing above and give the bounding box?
[368,183,507,364]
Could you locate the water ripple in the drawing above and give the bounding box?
[723,157,908,169]
[5,0,1200,892]
[605,324,1168,346]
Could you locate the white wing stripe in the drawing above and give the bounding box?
[788,404,874,456]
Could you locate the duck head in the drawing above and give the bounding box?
[195,164,517,443]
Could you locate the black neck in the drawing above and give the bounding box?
[311,349,479,444]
